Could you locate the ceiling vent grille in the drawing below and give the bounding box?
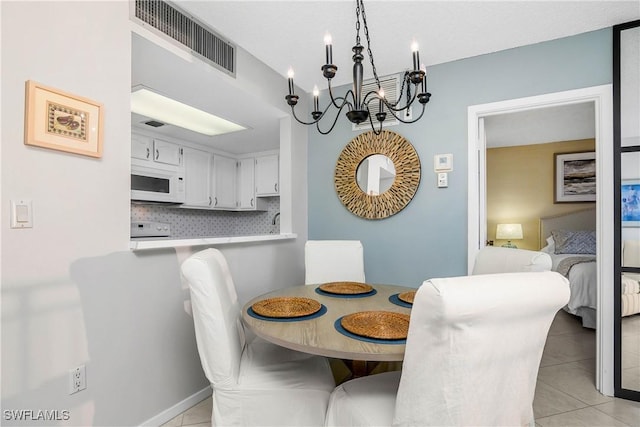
[133,0,235,77]
[352,74,412,131]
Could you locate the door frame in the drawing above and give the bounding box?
[467,85,614,396]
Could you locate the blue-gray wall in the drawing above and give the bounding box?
[308,29,612,287]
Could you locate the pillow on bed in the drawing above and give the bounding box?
[541,236,555,254]
[551,230,596,255]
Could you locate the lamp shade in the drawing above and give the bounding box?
[496,223,523,240]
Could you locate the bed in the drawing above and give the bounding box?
[539,209,640,329]
[539,209,598,328]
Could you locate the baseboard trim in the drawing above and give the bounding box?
[139,386,211,426]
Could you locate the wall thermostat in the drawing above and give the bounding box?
[434,154,453,172]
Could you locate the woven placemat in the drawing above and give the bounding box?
[318,281,373,295]
[398,291,416,304]
[251,297,321,318]
[341,311,410,340]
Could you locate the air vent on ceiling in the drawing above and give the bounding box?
[352,74,412,131]
[133,0,235,77]
[145,120,165,128]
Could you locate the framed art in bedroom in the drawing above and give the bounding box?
[554,151,596,203]
[622,179,640,227]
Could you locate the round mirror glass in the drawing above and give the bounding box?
[356,154,396,195]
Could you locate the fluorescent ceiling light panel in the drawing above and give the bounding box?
[131,88,246,136]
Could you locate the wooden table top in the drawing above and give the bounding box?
[241,283,415,361]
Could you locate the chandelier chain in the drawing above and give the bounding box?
[359,0,381,90]
[355,1,361,46]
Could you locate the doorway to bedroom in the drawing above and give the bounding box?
[467,85,614,396]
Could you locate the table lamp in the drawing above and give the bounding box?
[496,223,523,248]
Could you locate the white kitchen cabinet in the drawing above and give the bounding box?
[255,154,279,196]
[182,147,213,208]
[237,158,255,209]
[212,155,237,209]
[132,133,153,161]
[153,139,183,166]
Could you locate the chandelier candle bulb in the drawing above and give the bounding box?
[420,64,427,93]
[411,41,420,70]
[324,33,333,65]
[378,88,384,111]
[313,86,320,112]
[287,68,295,95]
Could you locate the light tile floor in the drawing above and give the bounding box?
[165,310,640,427]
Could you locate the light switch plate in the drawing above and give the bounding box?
[10,199,33,228]
[437,172,448,188]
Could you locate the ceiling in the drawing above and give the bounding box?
[484,102,596,148]
[135,1,639,151]
[178,1,639,92]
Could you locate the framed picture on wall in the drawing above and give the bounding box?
[554,151,596,203]
[24,80,104,158]
[622,179,640,227]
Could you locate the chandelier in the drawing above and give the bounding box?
[284,0,431,135]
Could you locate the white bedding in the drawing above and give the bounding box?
[549,253,597,315]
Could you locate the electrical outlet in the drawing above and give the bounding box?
[69,365,86,394]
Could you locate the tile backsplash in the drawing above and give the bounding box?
[131,197,280,238]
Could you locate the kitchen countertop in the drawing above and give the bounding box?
[129,233,297,250]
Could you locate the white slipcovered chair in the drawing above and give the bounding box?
[181,248,335,426]
[325,271,570,427]
[472,246,552,275]
[305,240,366,284]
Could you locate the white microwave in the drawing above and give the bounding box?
[131,164,185,204]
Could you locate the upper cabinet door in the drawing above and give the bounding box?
[153,139,182,166]
[237,158,256,209]
[132,133,152,161]
[183,147,213,208]
[255,154,279,196]
[212,155,237,208]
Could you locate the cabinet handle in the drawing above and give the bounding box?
[155,149,159,160]
[146,148,150,159]
[214,197,218,206]
[251,198,254,207]
[274,183,278,192]
[209,196,212,206]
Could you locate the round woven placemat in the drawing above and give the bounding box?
[251,297,321,318]
[398,291,416,304]
[318,281,373,295]
[341,311,410,340]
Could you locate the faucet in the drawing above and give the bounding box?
[272,212,280,225]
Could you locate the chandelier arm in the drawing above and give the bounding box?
[383,74,418,110]
[364,106,384,135]
[316,102,352,135]
[384,86,420,112]
[290,106,322,126]
[328,81,355,111]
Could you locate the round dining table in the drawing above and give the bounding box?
[241,283,415,362]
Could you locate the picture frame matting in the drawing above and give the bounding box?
[24,80,103,158]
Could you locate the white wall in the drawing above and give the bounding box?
[1,2,308,426]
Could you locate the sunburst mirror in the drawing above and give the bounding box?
[334,130,421,219]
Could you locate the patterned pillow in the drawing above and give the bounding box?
[551,230,596,255]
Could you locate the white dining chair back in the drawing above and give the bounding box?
[181,248,335,426]
[325,271,570,427]
[472,246,552,275]
[305,240,365,284]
